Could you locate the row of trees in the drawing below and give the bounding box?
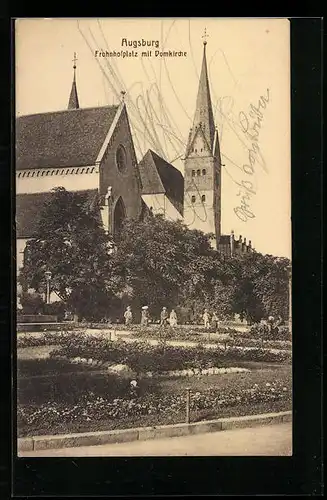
[18,188,291,324]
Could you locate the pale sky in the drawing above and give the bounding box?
[15,18,291,258]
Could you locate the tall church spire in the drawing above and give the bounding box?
[183,30,222,249]
[68,52,79,110]
[187,29,215,154]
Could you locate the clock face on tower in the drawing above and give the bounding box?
[116,144,127,173]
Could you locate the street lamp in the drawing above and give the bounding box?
[45,270,52,304]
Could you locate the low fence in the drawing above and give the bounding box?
[17,314,58,324]
[17,322,76,333]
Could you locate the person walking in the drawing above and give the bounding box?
[169,309,178,327]
[203,309,210,328]
[160,307,169,326]
[124,306,133,326]
[211,311,219,330]
[141,306,149,326]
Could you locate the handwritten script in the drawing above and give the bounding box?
[233,89,270,222]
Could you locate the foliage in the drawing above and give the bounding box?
[19,192,290,323]
[20,290,45,315]
[114,215,290,324]
[18,372,291,435]
[249,323,291,341]
[50,336,291,373]
[18,188,120,321]
[17,328,291,351]
[43,301,67,321]
[112,215,215,319]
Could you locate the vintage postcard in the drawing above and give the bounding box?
[15,18,292,457]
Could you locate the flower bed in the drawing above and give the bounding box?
[17,377,292,437]
[50,337,291,373]
[129,328,291,349]
[54,355,251,378]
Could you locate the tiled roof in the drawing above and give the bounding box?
[16,189,99,238]
[138,150,184,215]
[16,106,118,170]
[138,150,165,195]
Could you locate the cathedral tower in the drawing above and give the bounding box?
[183,32,221,248]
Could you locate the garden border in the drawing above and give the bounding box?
[17,410,292,452]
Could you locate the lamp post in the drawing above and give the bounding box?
[185,388,191,424]
[45,270,52,305]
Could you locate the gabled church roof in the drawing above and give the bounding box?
[16,106,118,170]
[16,189,99,238]
[138,149,184,215]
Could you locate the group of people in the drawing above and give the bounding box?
[202,309,219,329]
[124,305,179,327]
[123,305,219,328]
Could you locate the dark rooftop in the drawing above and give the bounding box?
[16,106,118,170]
[138,150,184,215]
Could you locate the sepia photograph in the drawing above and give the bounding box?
[15,17,292,458]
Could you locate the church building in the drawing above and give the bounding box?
[16,40,253,276]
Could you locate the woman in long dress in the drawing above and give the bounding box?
[124,306,133,325]
[203,309,210,328]
[169,309,178,327]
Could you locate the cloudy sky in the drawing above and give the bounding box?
[15,18,291,258]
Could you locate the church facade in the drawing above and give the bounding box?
[16,39,253,275]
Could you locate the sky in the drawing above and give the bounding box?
[15,18,291,258]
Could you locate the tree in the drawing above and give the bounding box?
[252,254,290,321]
[19,187,119,320]
[113,214,215,318]
[228,252,291,324]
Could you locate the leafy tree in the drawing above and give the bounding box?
[19,187,290,324]
[113,214,215,318]
[252,254,291,321]
[19,187,119,320]
[227,252,290,324]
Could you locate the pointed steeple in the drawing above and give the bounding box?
[186,29,215,154]
[68,52,79,109]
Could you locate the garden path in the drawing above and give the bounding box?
[19,422,292,457]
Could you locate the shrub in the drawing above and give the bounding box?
[43,301,66,321]
[249,323,291,341]
[20,290,45,315]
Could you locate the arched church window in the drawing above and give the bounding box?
[113,197,127,239]
[116,144,127,173]
[201,195,206,202]
[191,195,196,203]
[195,149,197,153]
[196,169,201,176]
[191,170,195,177]
[202,169,206,176]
